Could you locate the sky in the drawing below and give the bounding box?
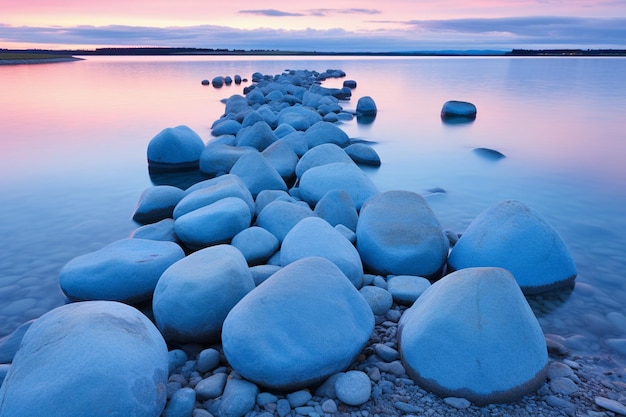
[1,0,626,52]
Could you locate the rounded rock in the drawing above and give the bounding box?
[334,371,371,406]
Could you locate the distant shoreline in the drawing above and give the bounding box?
[2,48,626,62]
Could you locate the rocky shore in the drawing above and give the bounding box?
[0,57,83,65]
[0,68,625,417]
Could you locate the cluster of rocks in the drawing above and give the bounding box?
[202,75,247,88]
[1,67,623,417]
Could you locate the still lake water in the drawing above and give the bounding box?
[1,56,625,369]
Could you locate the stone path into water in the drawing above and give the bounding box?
[0,68,625,417]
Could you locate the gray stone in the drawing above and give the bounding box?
[216,378,259,417]
[295,143,353,178]
[386,275,431,305]
[133,185,184,224]
[287,390,312,407]
[444,397,471,409]
[130,218,178,242]
[359,286,393,316]
[344,143,381,167]
[302,122,350,149]
[199,144,256,177]
[235,121,276,151]
[196,348,221,373]
[164,387,196,417]
[595,397,626,415]
[255,200,316,243]
[334,371,371,406]
[195,373,228,400]
[148,125,205,170]
[229,151,287,197]
[313,189,358,231]
[356,96,377,117]
[231,226,280,266]
[549,377,578,395]
[441,100,477,119]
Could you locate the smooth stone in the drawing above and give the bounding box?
[261,139,299,182]
[241,110,264,128]
[356,96,377,116]
[444,397,471,409]
[547,362,574,379]
[374,344,399,362]
[299,162,379,210]
[343,80,357,88]
[147,125,205,170]
[302,121,350,148]
[398,267,548,405]
[441,100,477,119]
[274,123,296,138]
[216,378,259,417]
[59,238,185,304]
[335,224,356,243]
[164,387,196,417]
[254,189,293,217]
[595,397,626,415]
[196,348,221,373]
[448,199,577,294]
[281,217,364,288]
[222,257,374,391]
[174,197,251,250]
[321,399,337,413]
[249,264,282,286]
[212,119,242,136]
[344,143,381,166]
[173,174,255,219]
[256,392,278,407]
[287,390,312,408]
[277,106,322,130]
[280,131,308,156]
[195,373,228,400]
[199,143,256,177]
[153,244,255,344]
[0,320,34,364]
[356,190,448,277]
[255,200,316,242]
[295,143,354,178]
[359,286,393,316]
[231,226,280,266]
[133,185,185,224]
[130,218,178,242]
[334,371,371,406]
[236,121,276,151]
[386,275,431,305]
[276,398,291,417]
[229,151,287,197]
[0,301,168,417]
[473,147,505,160]
[168,349,188,374]
[549,377,578,395]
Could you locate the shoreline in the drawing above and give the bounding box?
[0,57,84,66]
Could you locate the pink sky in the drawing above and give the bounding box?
[1,0,625,51]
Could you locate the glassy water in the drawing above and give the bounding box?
[1,56,625,370]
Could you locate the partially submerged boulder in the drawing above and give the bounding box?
[59,238,185,304]
[448,200,577,294]
[441,100,477,120]
[222,257,374,391]
[147,125,205,170]
[398,267,548,405]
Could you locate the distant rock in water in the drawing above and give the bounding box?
[212,76,224,87]
[473,147,506,160]
[201,79,209,85]
[441,100,477,121]
[343,80,357,89]
[356,96,377,117]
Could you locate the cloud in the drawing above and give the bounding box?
[405,16,626,45]
[238,8,381,17]
[1,16,625,52]
[239,9,305,17]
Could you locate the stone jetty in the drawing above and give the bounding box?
[0,68,595,417]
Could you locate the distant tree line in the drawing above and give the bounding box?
[509,49,626,56]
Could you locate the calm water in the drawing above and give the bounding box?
[1,56,625,369]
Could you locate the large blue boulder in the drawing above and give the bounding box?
[356,190,448,277]
[147,125,205,170]
[222,257,374,391]
[399,267,548,405]
[152,245,254,344]
[448,200,577,294]
[0,301,168,417]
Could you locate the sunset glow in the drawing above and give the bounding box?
[1,0,625,51]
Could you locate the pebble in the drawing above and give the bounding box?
[164,387,196,417]
[549,377,579,395]
[257,392,279,407]
[545,396,577,417]
[394,401,421,413]
[196,348,221,373]
[547,361,574,379]
[195,372,228,400]
[595,396,626,415]
[287,390,312,407]
[168,349,188,374]
[276,398,291,417]
[443,397,471,409]
[322,399,338,413]
[335,371,372,406]
[373,344,399,362]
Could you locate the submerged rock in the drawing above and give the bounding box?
[0,301,169,417]
[399,267,548,405]
[222,257,374,391]
[448,199,577,294]
[132,185,185,224]
[356,96,377,117]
